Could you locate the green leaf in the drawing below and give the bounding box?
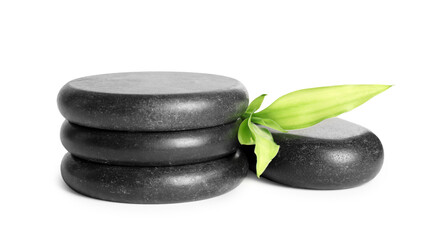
[247,116,280,177]
[238,118,255,145]
[251,117,287,133]
[243,94,267,117]
[253,85,391,130]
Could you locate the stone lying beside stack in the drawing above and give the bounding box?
[242,118,384,190]
[58,72,250,204]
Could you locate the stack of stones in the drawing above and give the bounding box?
[57,72,249,204]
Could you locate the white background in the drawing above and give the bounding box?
[1,1,433,239]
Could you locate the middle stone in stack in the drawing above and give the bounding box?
[58,72,249,204]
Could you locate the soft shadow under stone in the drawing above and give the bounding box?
[61,151,248,204]
[60,120,240,166]
[57,72,249,131]
[242,118,384,190]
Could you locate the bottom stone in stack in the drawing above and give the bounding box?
[61,150,248,204]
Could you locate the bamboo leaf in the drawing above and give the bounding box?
[247,116,280,177]
[243,94,267,117]
[251,117,287,133]
[253,85,391,130]
[238,118,255,145]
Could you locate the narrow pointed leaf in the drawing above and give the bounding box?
[253,85,391,130]
[238,118,255,145]
[251,117,287,133]
[247,117,280,177]
[243,94,267,118]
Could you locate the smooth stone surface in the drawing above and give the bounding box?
[242,118,384,190]
[61,120,240,166]
[57,72,249,131]
[61,151,248,204]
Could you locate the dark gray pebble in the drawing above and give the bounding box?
[61,150,248,204]
[57,72,248,131]
[242,118,384,190]
[60,120,240,166]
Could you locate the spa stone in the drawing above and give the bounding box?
[60,120,240,166]
[61,151,248,204]
[57,72,249,131]
[242,118,384,190]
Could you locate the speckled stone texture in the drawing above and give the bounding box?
[57,72,249,131]
[61,151,248,204]
[60,120,241,166]
[242,118,384,190]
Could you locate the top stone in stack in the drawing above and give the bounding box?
[58,72,249,131]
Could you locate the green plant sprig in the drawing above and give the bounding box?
[238,84,391,177]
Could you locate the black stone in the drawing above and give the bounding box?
[57,72,249,131]
[61,151,248,204]
[60,120,240,166]
[242,118,384,190]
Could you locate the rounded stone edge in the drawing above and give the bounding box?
[60,151,248,204]
[60,119,241,166]
[243,131,384,190]
[57,72,249,131]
